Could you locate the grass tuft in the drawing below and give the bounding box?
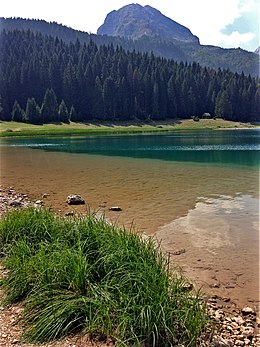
[0,207,209,346]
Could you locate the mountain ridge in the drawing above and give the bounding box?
[0,17,258,77]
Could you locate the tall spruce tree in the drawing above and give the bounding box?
[11,100,25,122]
[92,76,104,120]
[41,88,58,123]
[25,97,41,124]
[69,105,77,122]
[215,91,232,118]
[58,99,69,123]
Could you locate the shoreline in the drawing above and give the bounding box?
[1,119,259,138]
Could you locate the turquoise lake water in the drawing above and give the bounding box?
[3,129,259,167]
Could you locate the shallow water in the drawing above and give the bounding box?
[1,129,259,307]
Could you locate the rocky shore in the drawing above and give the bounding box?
[0,186,31,218]
[0,186,259,346]
[204,298,260,346]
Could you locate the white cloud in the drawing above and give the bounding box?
[218,31,255,48]
[238,0,257,12]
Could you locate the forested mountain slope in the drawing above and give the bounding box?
[0,17,259,77]
[0,29,259,123]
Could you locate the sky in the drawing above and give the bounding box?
[1,0,259,52]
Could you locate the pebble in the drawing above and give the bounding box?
[242,307,255,315]
[9,200,22,207]
[206,298,259,347]
[171,248,186,255]
[109,206,122,211]
[242,326,255,337]
[0,187,30,218]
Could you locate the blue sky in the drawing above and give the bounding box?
[1,0,259,52]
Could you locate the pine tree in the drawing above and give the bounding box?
[25,97,41,124]
[58,99,69,123]
[0,95,4,120]
[167,76,177,118]
[92,76,104,120]
[215,91,232,119]
[103,76,115,119]
[152,82,160,118]
[11,101,25,122]
[69,105,77,122]
[41,88,58,123]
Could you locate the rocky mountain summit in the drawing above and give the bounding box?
[97,3,199,44]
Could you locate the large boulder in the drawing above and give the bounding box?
[66,194,85,205]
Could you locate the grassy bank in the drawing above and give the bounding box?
[0,208,208,346]
[0,119,256,137]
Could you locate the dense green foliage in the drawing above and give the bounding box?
[1,17,259,77]
[0,29,259,123]
[0,208,208,346]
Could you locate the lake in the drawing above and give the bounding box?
[1,129,259,307]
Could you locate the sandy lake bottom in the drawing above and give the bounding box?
[0,146,259,310]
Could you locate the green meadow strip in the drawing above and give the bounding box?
[1,119,255,138]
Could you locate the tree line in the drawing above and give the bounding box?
[0,29,259,124]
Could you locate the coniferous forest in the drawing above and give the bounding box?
[0,29,259,124]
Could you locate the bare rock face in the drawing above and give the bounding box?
[66,195,85,205]
[97,4,199,44]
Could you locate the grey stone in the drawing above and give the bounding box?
[67,194,85,205]
[9,200,22,207]
[241,307,255,315]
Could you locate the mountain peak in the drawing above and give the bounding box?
[97,4,199,44]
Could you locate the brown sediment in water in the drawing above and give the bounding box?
[0,146,259,311]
